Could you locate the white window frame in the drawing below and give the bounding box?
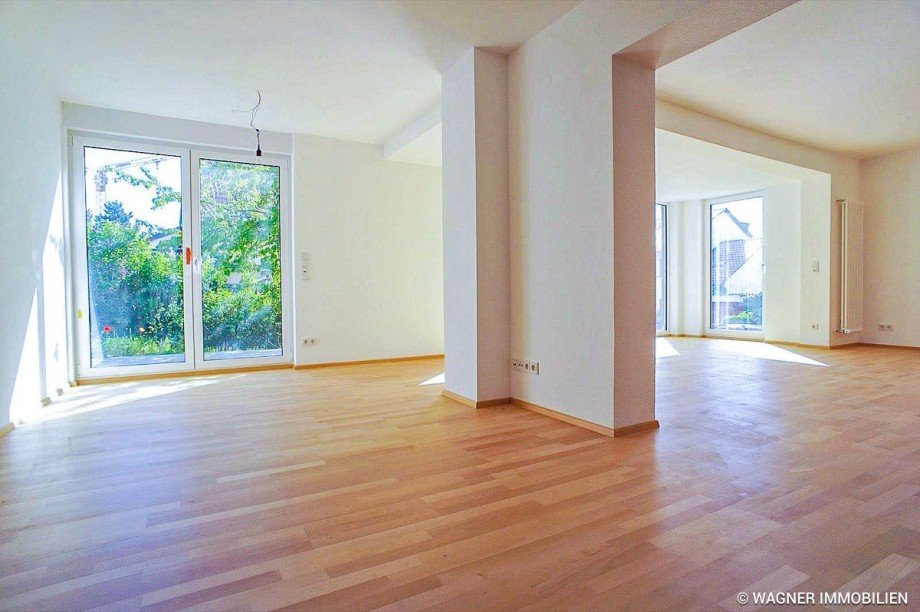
[70,135,195,378]
[68,133,293,380]
[190,149,293,369]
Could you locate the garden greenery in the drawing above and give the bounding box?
[88,158,281,360]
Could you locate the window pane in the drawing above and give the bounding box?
[199,159,282,361]
[710,196,763,332]
[83,147,185,368]
[655,204,667,331]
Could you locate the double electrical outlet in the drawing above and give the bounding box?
[877,324,895,332]
[511,359,539,375]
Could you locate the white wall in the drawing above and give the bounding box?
[796,173,834,345]
[657,100,860,346]
[293,135,444,365]
[509,0,705,428]
[860,146,920,347]
[668,199,704,336]
[762,181,802,343]
[0,9,68,426]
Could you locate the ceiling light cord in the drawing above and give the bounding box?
[234,90,263,157]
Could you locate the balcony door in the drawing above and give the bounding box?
[709,194,764,336]
[71,136,290,379]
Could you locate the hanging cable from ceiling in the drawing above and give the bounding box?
[234,90,263,157]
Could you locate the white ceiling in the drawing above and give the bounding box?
[656,129,824,202]
[2,0,577,144]
[656,0,920,158]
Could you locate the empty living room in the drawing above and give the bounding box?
[1,0,918,609]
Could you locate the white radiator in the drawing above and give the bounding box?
[838,198,864,333]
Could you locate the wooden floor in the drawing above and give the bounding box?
[1,338,918,610]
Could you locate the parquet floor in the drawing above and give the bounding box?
[1,338,918,610]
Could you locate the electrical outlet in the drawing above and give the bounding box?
[302,337,317,346]
[811,323,819,330]
[878,324,894,332]
[511,359,539,375]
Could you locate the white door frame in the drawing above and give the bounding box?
[190,149,293,370]
[69,135,293,379]
[70,135,195,379]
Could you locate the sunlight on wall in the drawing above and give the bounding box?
[10,174,69,426]
[10,291,42,424]
[711,339,827,367]
[418,372,445,386]
[40,176,69,395]
[655,338,680,358]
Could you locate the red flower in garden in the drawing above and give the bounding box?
[102,325,112,333]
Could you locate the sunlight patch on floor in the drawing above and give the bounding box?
[32,375,238,423]
[711,339,827,367]
[419,372,445,386]
[656,338,680,358]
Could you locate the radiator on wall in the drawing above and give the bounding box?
[838,198,864,334]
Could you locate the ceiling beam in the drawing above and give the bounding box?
[383,105,441,160]
[616,0,798,69]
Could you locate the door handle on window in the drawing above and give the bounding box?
[193,257,201,273]
[185,247,192,265]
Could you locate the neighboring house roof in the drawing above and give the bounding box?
[713,208,753,239]
[148,233,170,249]
[712,208,761,295]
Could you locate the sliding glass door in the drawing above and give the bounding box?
[74,140,194,375]
[192,154,287,366]
[709,194,764,335]
[72,136,290,378]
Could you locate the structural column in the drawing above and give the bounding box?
[441,48,511,405]
[611,56,658,431]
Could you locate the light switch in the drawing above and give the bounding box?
[811,260,820,273]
